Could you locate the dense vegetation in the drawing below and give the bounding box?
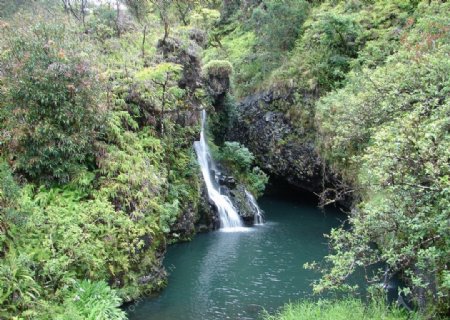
[1,0,449,319]
[264,298,418,320]
[205,0,449,318]
[0,1,232,318]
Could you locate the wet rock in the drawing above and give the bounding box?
[195,177,220,231]
[205,71,231,101]
[217,173,236,189]
[196,224,210,233]
[157,36,203,94]
[137,250,167,287]
[214,174,261,225]
[229,184,257,225]
[227,90,336,193]
[170,203,196,240]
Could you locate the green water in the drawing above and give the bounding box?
[127,192,345,320]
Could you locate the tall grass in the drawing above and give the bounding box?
[263,299,421,320]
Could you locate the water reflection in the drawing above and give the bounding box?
[128,195,345,320]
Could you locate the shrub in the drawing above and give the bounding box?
[217,141,268,196]
[58,280,126,320]
[0,22,105,184]
[312,3,450,315]
[202,59,233,78]
[219,141,254,173]
[264,298,417,320]
[247,166,269,197]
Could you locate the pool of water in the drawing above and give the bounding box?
[127,193,345,320]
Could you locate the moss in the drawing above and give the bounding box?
[202,59,233,77]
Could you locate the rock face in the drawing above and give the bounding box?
[153,34,220,237]
[227,91,333,193]
[205,71,231,103]
[229,184,260,225]
[216,172,261,225]
[170,175,219,238]
[157,35,203,94]
[196,180,221,231]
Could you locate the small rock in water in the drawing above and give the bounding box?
[245,304,264,314]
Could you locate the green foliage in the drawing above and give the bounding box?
[135,62,183,83]
[0,160,20,206]
[58,280,126,320]
[300,12,361,89]
[3,0,448,318]
[208,93,238,145]
[311,2,450,316]
[135,62,185,133]
[203,1,310,96]
[203,27,258,96]
[219,141,254,172]
[123,0,152,22]
[190,7,220,30]
[207,0,449,316]
[269,0,416,94]
[0,22,104,184]
[217,141,268,197]
[250,0,309,74]
[246,166,269,198]
[264,298,417,320]
[85,4,120,41]
[0,251,40,317]
[0,3,205,318]
[202,59,233,77]
[0,0,27,18]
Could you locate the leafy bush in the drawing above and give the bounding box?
[217,141,268,196]
[202,59,233,78]
[0,3,205,319]
[58,280,126,320]
[311,2,450,315]
[0,251,40,316]
[0,22,105,184]
[85,5,119,41]
[202,27,258,96]
[264,298,417,320]
[247,166,269,197]
[250,0,309,65]
[219,141,254,173]
[269,0,415,94]
[191,8,220,30]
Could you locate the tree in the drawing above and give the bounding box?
[123,0,152,22]
[62,0,88,27]
[0,23,105,184]
[311,3,450,315]
[135,63,184,135]
[150,0,172,42]
[191,7,220,30]
[249,0,309,78]
[0,0,27,18]
[251,1,309,51]
[173,0,197,25]
[220,0,240,22]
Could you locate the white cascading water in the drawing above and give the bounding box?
[245,190,265,225]
[194,110,245,231]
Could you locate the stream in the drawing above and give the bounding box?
[127,190,345,320]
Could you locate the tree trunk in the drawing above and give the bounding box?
[142,25,148,66]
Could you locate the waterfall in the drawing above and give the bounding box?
[194,110,245,231]
[245,190,265,225]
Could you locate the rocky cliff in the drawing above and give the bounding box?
[227,91,334,193]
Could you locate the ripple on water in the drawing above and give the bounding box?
[127,195,346,320]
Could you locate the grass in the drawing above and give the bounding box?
[263,299,420,320]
